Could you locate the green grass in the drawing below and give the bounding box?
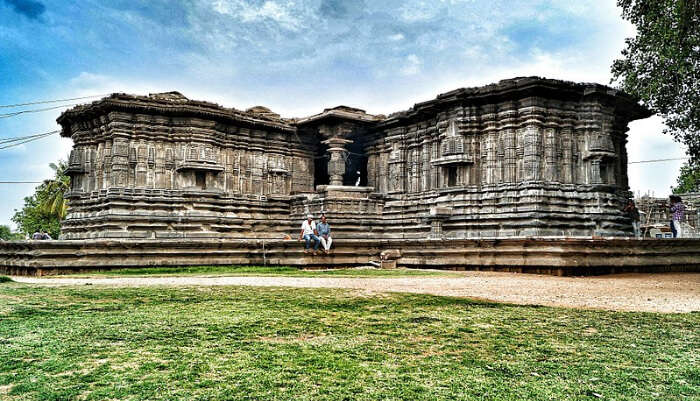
[0,284,697,401]
[0,275,13,283]
[60,265,457,278]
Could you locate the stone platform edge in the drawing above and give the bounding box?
[1,238,699,276]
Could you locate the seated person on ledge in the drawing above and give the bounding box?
[317,214,332,254]
[299,214,320,254]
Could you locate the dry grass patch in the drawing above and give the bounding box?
[60,265,458,278]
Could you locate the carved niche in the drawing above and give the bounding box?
[431,119,472,188]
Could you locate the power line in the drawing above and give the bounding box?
[628,157,688,164]
[0,122,691,165]
[0,94,108,109]
[0,103,82,119]
[0,131,59,150]
[0,131,58,149]
[0,130,60,144]
[0,134,57,149]
[0,181,43,184]
[0,130,61,144]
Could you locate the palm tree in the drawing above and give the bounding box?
[40,161,70,219]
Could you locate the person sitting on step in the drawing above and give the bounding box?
[317,214,332,254]
[299,214,320,255]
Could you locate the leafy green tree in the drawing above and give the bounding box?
[611,0,700,162]
[12,191,63,239]
[672,161,700,193]
[42,161,70,219]
[11,160,69,239]
[0,225,24,240]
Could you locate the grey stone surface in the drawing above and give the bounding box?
[56,77,651,240]
[1,238,699,277]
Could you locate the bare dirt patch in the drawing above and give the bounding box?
[12,272,700,313]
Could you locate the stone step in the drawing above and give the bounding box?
[2,238,700,277]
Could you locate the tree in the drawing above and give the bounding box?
[0,225,24,240]
[611,0,700,162]
[672,161,700,193]
[11,192,62,239]
[42,161,70,219]
[11,160,70,239]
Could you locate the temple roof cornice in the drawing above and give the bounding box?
[57,92,296,137]
[57,77,651,140]
[378,76,651,129]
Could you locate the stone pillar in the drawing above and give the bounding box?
[428,207,452,239]
[590,157,602,184]
[322,137,352,186]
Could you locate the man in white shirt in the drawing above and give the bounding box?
[299,214,320,254]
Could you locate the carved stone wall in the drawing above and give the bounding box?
[58,93,312,239]
[363,78,649,238]
[58,78,650,239]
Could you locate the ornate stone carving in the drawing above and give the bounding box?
[322,137,353,186]
[57,77,650,239]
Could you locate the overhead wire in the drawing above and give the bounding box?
[0,94,107,108]
[0,103,82,119]
[0,125,691,164]
[0,130,59,150]
[0,133,58,149]
[0,91,691,162]
[0,95,690,158]
[0,130,61,144]
[0,181,43,184]
[628,157,689,164]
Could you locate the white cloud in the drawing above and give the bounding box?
[211,0,304,31]
[243,1,304,31]
[67,72,167,98]
[400,54,422,76]
[68,72,113,90]
[399,1,440,22]
[626,116,687,197]
[388,33,405,42]
[211,0,234,14]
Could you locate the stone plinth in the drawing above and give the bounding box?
[290,186,383,228]
[2,238,699,277]
[315,185,375,198]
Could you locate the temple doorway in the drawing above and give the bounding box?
[195,171,207,190]
[313,140,368,187]
[343,140,368,186]
[314,155,329,187]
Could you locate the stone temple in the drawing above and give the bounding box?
[57,77,651,240]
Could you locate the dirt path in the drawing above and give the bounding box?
[12,272,700,313]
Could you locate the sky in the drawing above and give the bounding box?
[0,0,688,228]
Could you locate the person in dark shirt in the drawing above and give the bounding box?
[669,195,685,238]
[316,215,332,254]
[31,230,51,240]
[623,200,641,238]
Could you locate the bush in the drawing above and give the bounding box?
[0,276,13,283]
